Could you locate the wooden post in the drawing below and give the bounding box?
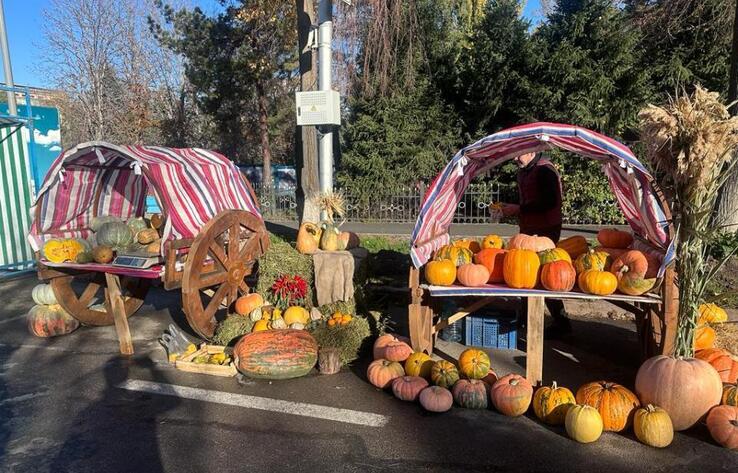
[105,272,134,355]
[408,266,433,354]
[642,265,678,358]
[526,296,545,386]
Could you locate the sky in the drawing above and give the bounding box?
[2,0,543,89]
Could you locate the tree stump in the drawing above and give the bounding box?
[318,348,341,375]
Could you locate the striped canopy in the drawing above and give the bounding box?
[28,142,262,253]
[410,122,675,274]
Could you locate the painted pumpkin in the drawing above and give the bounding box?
[392,376,429,402]
[96,222,134,251]
[92,246,114,264]
[538,247,571,265]
[574,249,611,273]
[339,231,360,250]
[634,404,674,448]
[234,329,317,379]
[482,234,504,249]
[372,334,410,360]
[405,352,434,379]
[575,381,640,432]
[424,259,457,286]
[366,359,405,389]
[696,348,738,384]
[508,233,555,252]
[454,239,481,254]
[706,405,738,450]
[435,245,473,267]
[565,405,604,444]
[617,275,657,296]
[283,306,310,326]
[296,222,321,254]
[698,303,728,324]
[456,263,490,287]
[578,270,617,296]
[235,293,264,316]
[452,379,488,409]
[533,381,576,425]
[490,373,533,417]
[31,284,57,305]
[557,235,589,259]
[419,386,453,413]
[503,249,540,289]
[597,228,633,249]
[431,360,460,389]
[635,355,723,430]
[723,384,738,407]
[540,260,576,292]
[27,305,79,337]
[473,248,506,283]
[458,348,491,380]
[319,222,340,251]
[694,325,716,351]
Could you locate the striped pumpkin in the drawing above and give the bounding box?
[435,245,473,267]
[575,381,641,432]
[557,235,589,259]
[574,249,612,273]
[723,384,738,407]
[234,329,318,379]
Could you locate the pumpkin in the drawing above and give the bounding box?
[271,317,287,330]
[137,228,159,245]
[235,293,264,316]
[633,404,674,448]
[150,213,164,229]
[597,228,633,249]
[635,355,723,430]
[574,249,611,273]
[405,352,434,379]
[435,245,473,267]
[617,275,657,296]
[127,217,149,235]
[538,248,571,265]
[31,284,57,305]
[419,386,453,413]
[578,270,617,296]
[75,251,93,263]
[610,250,648,281]
[695,325,716,351]
[557,235,589,259]
[699,303,728,324]
[482,234,504,249]
[431,360,460,388]
[319,222,340,251]
[283,306,310,326]
[92,246,114,264]
[27,305,79,337]
[565,405,604,444]
[575,381,640,432]
[458,348,491,380]
[706,405,738,450]
[503,249,540,289]
[473,248,506,283]
[540,260,576,292]
[296,222,321,254]
[381,340,414,362]
[490,373,533,416]
[452,379,488,409]
[593,246,628,260]
[456,263,490,287]
[481,369,498,387]
[508,233,555,252]
[96,222,134,251]
[723,384,738,406]
[696,348,738,384]
[366,359,405,389]
[90,215,122,232]
[373,334,410,360]
[42,239,72,263]
[532,381,576,425]
[424,259,457,286]
[234,329,317,379]
[252,319,270,332]
[454,239,481,253]
[249,307,264,322]
[146,240,161,254]
[392,376,428,402]
[339,231,360,250]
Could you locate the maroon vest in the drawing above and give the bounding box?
[517,157,563,242]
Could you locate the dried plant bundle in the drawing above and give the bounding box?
[315,191,346,224]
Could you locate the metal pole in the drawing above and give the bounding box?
[317,0,333,198]
[0,0,16,115]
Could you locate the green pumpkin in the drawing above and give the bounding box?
[319,222,340,251]
[96,222,133,251]
[75,251,94,264]
[127,217,149,236]
[90,216,122,232]
[452,379,489,409]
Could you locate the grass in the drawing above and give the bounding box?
[360,235,410,254]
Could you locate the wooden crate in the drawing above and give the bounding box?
[174,344,237,377]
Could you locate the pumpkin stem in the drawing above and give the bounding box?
[510,379,519,386]
[730,420,738,427]
[645,404,656,413]
[552,381,558,389]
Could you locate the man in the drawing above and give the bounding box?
[501,152,570,337]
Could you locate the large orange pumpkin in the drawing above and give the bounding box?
[597,228,633,248]
[490,373,533,416]
[474,248,506,283]
[235,293,264,316]
[533,381,576,425]
[456,263,490,287]
[367,359,405,389]
[706,405,738,450]
[481,234,504,249]
[575,381,641,432]
[503,249,540,289]
[424,259,457,286]
[696,348,738,384]
[635,355,723,430]
[454,239,481,254]
[435,245,473,267]
[723,384,738,406]
[578,270,617,296]
[611,250,649,280]
[574,249,611,273]
[695,325,716,351]
[508,233,555,252]
[458,348,491,379]
[540,260,576,292]
[557,235,589,259]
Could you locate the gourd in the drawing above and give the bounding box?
[435,245,473,267]
[252,319,270,332]
[578,270,617,296]
[419,386,453,413]
[507,233,555,252]
[574,249,611,273]
[339,231,360,250]
[372,334,410,360]
[694,325,716,351]
[452,379,488,409]
[366,359,405,389]
[540,260,576,292]
[137,228,159,245]
[617,275,656,296]
[454,239,481,254]
[696,348,738,384]
[481,234,503,249]
[235,293,264,316]
[481,369,498,386]
[490,373,533,416]
[271,318,287,330]
[698,303,728,324]
[532,381,575,425]
[503,249,540,289]
[92,246,114,264]
[611,250,648,280]
[319,222,340,251]
[538,247,571,265]
[27,305,79,337]
[296,222,321,254]
[458,348,491,380]
[723,384,738,406]
[473,248,506,283]
[575,381,640,432]
[633,404,674,448]
[234,329,318,379]
[635,355,722,430]
[392,376,428,402]
[556,235,589,259]
[456,263,490,287]
[705,405,738,450]
[431,360,460,388]
[32,284,57,305]
[249,307,264,322]
[565,405,604,444]
[96,222,134,251]
[283,306,310,326]
[404,352,434,379]
[424,259,457,286]
[150,213,164,230]
[597,228,633,248]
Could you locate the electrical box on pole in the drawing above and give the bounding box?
[295,90,341,126]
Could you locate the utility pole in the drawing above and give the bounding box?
[0,0,17,115]
[317,0,334,197]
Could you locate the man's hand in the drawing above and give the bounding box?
[500,203,520,217]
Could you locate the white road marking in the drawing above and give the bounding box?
[118,379,390,428]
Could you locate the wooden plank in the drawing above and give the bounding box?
[422,284,661,304]
[420,305,434,355]
[432,297,495,334]
[526,296,545,386]
[105,272,134,355]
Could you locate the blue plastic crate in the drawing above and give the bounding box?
[464,313,518,349]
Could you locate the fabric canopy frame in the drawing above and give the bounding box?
[410,122,675,275]
[28,141,262,255]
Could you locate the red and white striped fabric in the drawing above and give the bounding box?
[28,142,262,253]
[410,123,674,275]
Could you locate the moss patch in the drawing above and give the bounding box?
[308,316,371,364]
[213,315,253,347]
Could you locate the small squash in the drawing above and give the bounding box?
[454,239,481,254]
[405,352,434,379]
[538,247,571,265]
[424,259,457,286]
[695,325,716,351]
[458,348,491,380]
[706,405,738,450]
[575,381,640,432]
[452,379,488,409]
[533,381,576,425]
[481,234,504,249]
[574,249,612,273]
[597,228,633,249]
[699,303,728,324]
[92,246,114,264]
[633,404,674,448]
[319,222,340,251]
[456,263,490,287]
[696,348,738,384]
[31,284,57,305]
[617,275,657,296]
[283,306,310,326]
[578,270,617,296]
[431,360,460,388]
[419,386,453,413]
[367,359,405,389]
[503,249,540,289]
[565,404,604,443]
[392,376,428,402]
[235,293,264,316]
[473,248,506,283]
[557,235,589,259]
[540,260,576,292]
[723,384,738,407]
[490,373,533,417]
[508,233,555,252]
[296,222,321,254]
[435,245,473,267]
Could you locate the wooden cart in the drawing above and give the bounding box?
[29,142,270,354]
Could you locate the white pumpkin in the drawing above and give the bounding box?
[271,318,287,329]
[249,307,263,322]
[32,284,57,305]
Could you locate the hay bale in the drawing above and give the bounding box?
[256,233,314,307]
[715,322,738,355]
[308,316,371,364]
[213,315,254,347]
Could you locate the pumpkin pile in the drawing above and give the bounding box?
[232,292,311,332]
[27,284,79,337]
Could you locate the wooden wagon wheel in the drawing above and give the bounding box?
[182,209,270,339]
[50,273,150,326]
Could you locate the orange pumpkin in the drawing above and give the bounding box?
[574,249,612,273]
[490,373,533,416]
[696,348,738,384]
[481,234,504,249]
[723,384,738,406]
[419,386,454,412]
[458,348,491,379]
[557,235,589,259]
[533,381,576,425]
[454,239,481,253]
[575,381,641,432]
[578,270,618,296]
[373,334,410,360]
[508,233,555,252]
[391,375,428,402]
[405,352,434,379]
[503,249,540,289]
[597,228,633,249]
[367,359,405,389]
[611,250,649,280]
[473,248,506,283]
[695,325,716,351]
[706,405,738,450]
[540,260,576,292]
[425,259,457,286]
[435,245,473,267]
[538,247,572,265]
[235,293,264,316]
[456,263,490,287]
